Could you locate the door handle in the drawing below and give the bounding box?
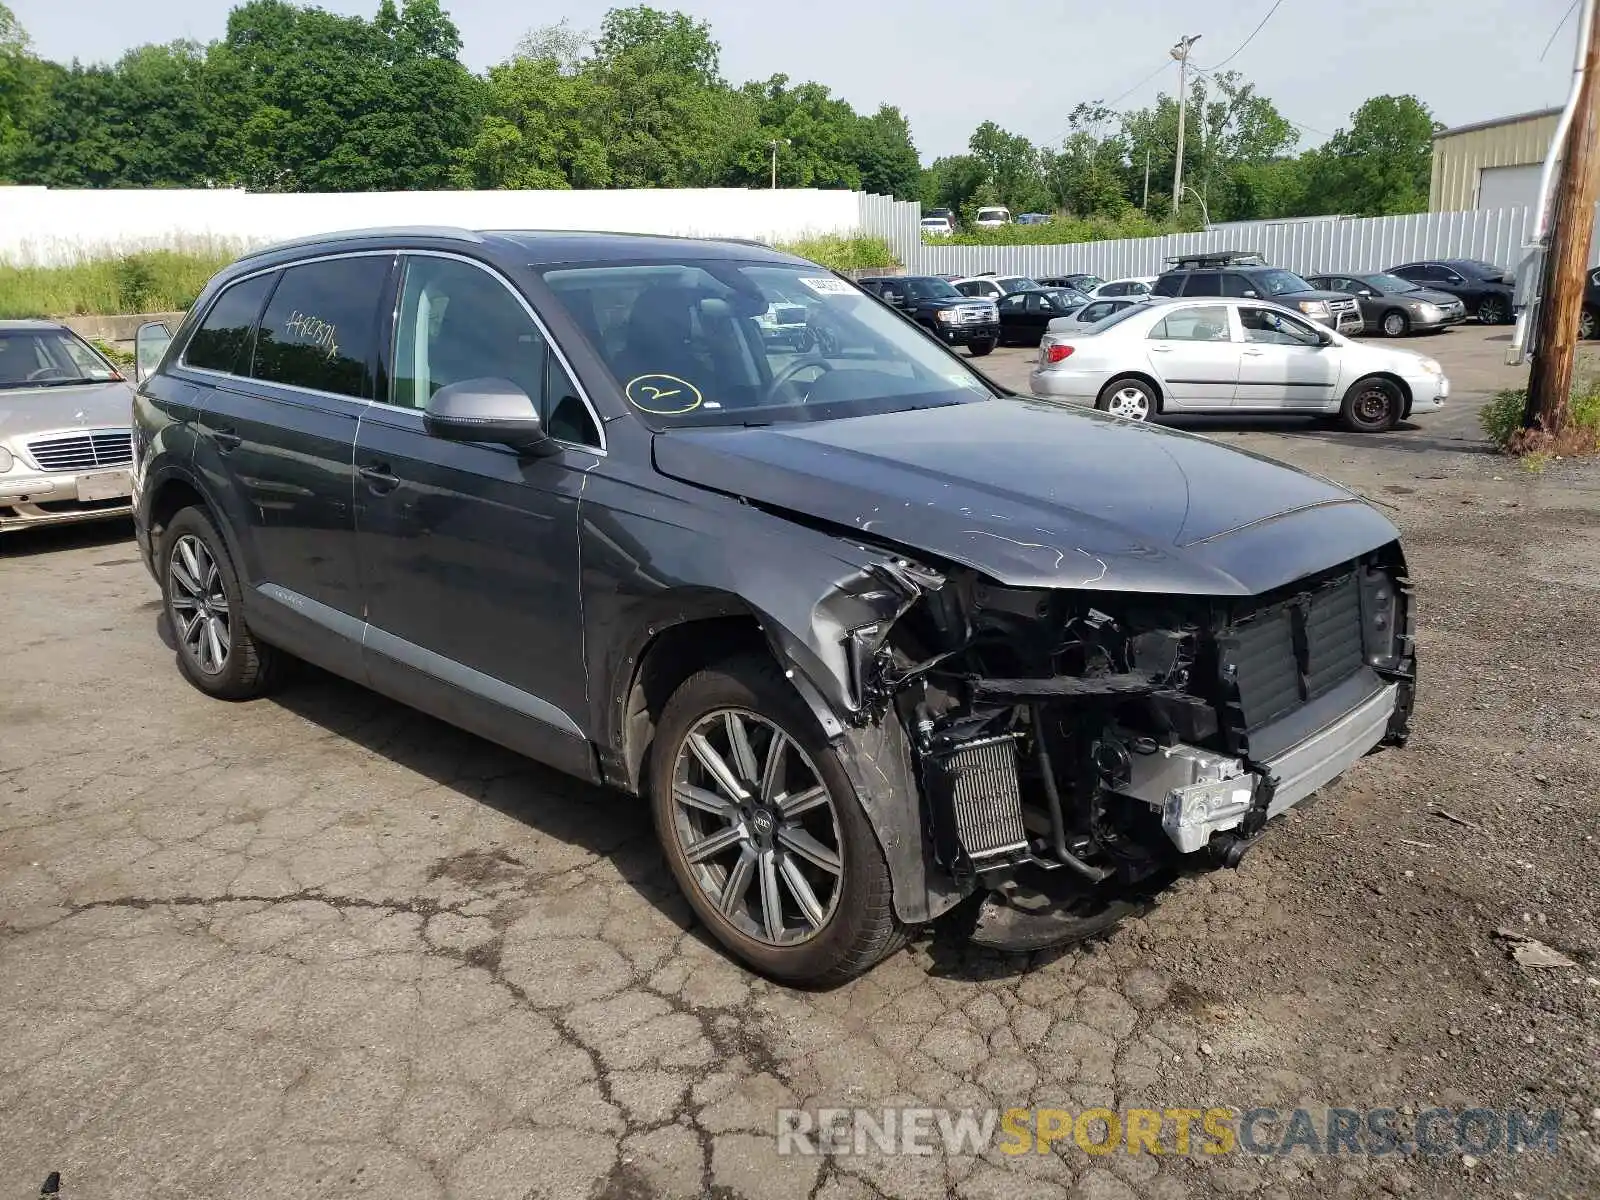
[1242,349,1266,356]
[1149,345,1173,353]
[211,427,242,452]
[359,463,401,494]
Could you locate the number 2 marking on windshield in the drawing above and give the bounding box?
[626,373,703,415]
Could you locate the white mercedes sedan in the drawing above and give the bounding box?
[1028,296,1449,432]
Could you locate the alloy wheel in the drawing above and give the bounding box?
[670,709,843,946]
[1581,309,1597,340]
[1478,296,1509,325]
[1382,312,1406,337]
[168,534,231,675]
[1105,385,1151,420]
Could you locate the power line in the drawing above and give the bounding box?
[1102,59,1177,111]
[1194,0,1284,72]
[1541,0,1581,60]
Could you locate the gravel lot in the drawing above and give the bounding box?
[2,325,1597,1200]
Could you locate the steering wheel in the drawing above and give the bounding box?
[766,356,834,403]
[26,367,72,382]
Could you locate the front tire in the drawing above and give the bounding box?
[1581,308,1597,340]
[1477,295,1510,325]
[1096,377,1157,421]
[1381,309,1409,338]
[159,506,283,699]
[649,656,905,985]
[1340,376,1402,433]
[968,338,996,357]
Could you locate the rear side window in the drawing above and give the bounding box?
[1150,275,1182,297]
[185,273,276,375]
[1182,273,1223,297]
[251,257,389,399]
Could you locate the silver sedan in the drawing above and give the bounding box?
[1028,296,1450,433]
[0,321,137,532]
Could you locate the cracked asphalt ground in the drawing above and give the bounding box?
[3,326,1598,1200]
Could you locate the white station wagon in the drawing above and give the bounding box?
[1029,297,1449,432]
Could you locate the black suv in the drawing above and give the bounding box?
[855,275,1000,356]
[131,228,1416,984]
[1388,259,1516,325]
[1152,250,1364,335]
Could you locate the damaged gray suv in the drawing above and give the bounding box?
[132,229,1416,984]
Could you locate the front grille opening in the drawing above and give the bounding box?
[26,430,134,472]
[1219,571,1367,734]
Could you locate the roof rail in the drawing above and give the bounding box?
[236,225,484,261]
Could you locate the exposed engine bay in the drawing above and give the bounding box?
[841,546,1417,950]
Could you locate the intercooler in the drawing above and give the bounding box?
[924,734,1029,865]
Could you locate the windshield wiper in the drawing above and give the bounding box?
[13,377,108,388]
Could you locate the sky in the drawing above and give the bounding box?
[8,0,1586,162]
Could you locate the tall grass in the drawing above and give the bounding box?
[1479,379,1600,460]
[775,234,898,271]
[0,245,244,319]
[0,234,898,316]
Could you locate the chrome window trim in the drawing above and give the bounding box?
[174,246,607,454]
[389,249,607,454]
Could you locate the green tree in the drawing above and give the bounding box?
[0,3,56,180]
[967,120,1046,211]
[206,0,480,191]
[920,154,988,214]
[456,38,612,189]
[849,104,921,199]
[586,5,728,188]
[1298,95,1440,216]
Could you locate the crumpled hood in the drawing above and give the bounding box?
[652,398,1399,596]
[0,381,134,441]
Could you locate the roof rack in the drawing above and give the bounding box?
[1164,249,1269,268]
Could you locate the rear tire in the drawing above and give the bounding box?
[649,655,905,985]
[1581,308,1597,340]
[1380,309,1409,338]
[1339,376,1402,433]
[1096,377,1157,421]
[159,506,284,700]
[968,339,996,357]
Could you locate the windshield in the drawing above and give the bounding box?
[998,277,1039,292]
[1364,273,1418,293]
[976,209,1009,221]
[1257,269,1317,296]
[901,277,963,301]
[0,329,120,389]
[540,260,995,428]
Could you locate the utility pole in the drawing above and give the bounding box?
[1524,0,1600,443]
[1170,34,1200,217]
[769,139,789,189]
[1142,146,1151,210]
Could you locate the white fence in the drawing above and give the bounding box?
[907,208,1562,279]
[4,183,1594,283]
[0,186,872,265]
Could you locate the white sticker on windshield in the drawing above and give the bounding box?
[799,277,856,296]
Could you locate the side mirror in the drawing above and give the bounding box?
[134,321,172,384]
[1242,290,1259,298]
[424,378,555,455]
